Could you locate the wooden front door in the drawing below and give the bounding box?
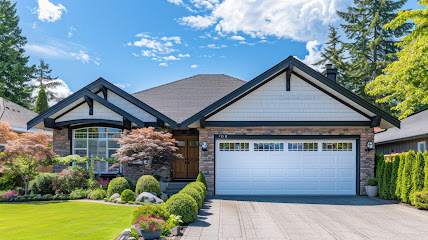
[173,136,199,179]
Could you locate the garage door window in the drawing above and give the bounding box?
[219,143,249,151]
[288,142,318,151]
[322,142,353,151]
[254,143,284,151]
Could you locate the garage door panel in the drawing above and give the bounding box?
[321,168,336,178]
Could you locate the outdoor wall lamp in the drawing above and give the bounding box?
[366,141,374,151]
[201,142,208,151]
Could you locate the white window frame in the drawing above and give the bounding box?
[418,141,426,153]
[72,127,121,158]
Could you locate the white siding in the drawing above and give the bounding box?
[106,90,156,122]
[207,73,369,121]
[56,101,123,122]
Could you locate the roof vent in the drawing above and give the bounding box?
[324,64,337,82]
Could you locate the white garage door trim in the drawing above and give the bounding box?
[215,136,359,196]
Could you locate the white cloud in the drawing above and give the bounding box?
[191,64,199,69]
[114,83,131,89]
[25,43,99,65]
[298,40,323,70]
[68,26,76,38]
[162,55,180,61]
[167,0,183,5]
[230,35,245,41]
[35,0,67,22]
[160,36,181,44]
[178,53,191,57]
[71,51,90,63]
[179,15,218,29]
[159,62,168,67]
[204,43,227,49]
[30,78,72,106]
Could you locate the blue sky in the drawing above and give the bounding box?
[15,0,422,100]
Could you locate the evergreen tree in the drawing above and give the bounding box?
[411,151,425,200]
[424,151,428,191]
[33,59,62,103]
[337,0,412,105]
[34,87,48,114]
[376,154,385,195]
[382,161,393,199]
[390,155,401,199]
[401,151,415,203]
[0,0,35,108]
[395,153,406,199]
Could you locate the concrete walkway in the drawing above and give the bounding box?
[181,196,428,240]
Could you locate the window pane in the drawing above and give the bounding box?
[108,139,120,148]
[74,139,87,148]
[220,143,224,149]
[88,139,107,158]
[74,149,87,157]
[75,128,87,133]
[108,133,121,138]
[108,128,121,133]
[177,141,185,147]
[108,149,117,158]
[190,141,199,147]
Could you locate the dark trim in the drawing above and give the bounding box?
[100,85,108,99]
[370,116,381,128]
[356,138,361,196]
[179,56,400,129]
[214,135,361,140]
[43,118,55,128]
[123,118,131,129]
[293,72,373,120]
[286,63,293,91]
[55,119,125,128]
[84,96,94,115]
[200,118,206,129]
[375,133,428,145]
[204,68,288,120]
[206,121,372,127]
[156,118,165,128]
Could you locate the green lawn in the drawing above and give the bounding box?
[0,201,138,240]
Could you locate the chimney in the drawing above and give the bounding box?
[324,64,337,82]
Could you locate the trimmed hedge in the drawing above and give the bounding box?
[186,182,206,200]
[366,178,378,186]
[401,151,416,203]
[29,173,57,195]
[131,203,170,225]
[381,161,392,199]
[87,189,107,200]
[390,155,400,199]
[166,193,198,223]
[196,171,207,189]
[396,153,406,198]
[121,189,135,202]
[413,191,428,209]
[425,151,428,191]
[136,175,161,197]
[412,151,425,199]
[180,187,203,209]
[107,177,133,197]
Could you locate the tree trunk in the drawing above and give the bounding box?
[24,180,28,196]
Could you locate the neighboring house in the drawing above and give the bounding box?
[375,109,428,155]
[0,96,52,151]
[27,56,400,196]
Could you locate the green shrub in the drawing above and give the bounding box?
[424,152,428,191]
[29,173,57,195]
[120,201,126,204]
[162,215,183,235]
[376,154,385,196]
[180,186,203,209]
[128,201,134,204]
[87,189,107,200]
[196,171,207,189]
[52,166,89,194]
[366,178,378,186]
[130,228,140,238]
[0,173,21,190]
[70,189,88,199]
[136,175,161,197]
[412,191,428,209]
[107,177,133,197]
[411,151,425,200]
[131,203,169,225]
[121,189,135,202]
[390,155,401,199]
[396,153,406,199]
[381,161,393,199]
[166,193,198,223]
[401,151,416,203]
[186,182,206,200]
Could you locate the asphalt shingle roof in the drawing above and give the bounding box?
[132,74,246,123]
[0,97,38,130]
[375,109,428,144]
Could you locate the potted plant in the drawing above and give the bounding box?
[365,178,378,197]
[135,215,166,240]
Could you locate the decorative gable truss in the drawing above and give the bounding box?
[28,78,177,130]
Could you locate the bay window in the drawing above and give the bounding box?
[73,127,121,158]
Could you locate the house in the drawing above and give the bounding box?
[375,108,428,155]
[0,96,52,152]
[27,56,400,196]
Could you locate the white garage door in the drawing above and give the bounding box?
[215,139,357,195]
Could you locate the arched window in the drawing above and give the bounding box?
[73,127,121,158]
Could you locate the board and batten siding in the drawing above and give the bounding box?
[375,137,428,155]
[206,73,370,122]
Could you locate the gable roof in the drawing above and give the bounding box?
[179,56,400,129]
[375,108,428,144]
[0,97,38,132]
[132,74,246,123]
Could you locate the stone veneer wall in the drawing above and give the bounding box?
[52,129,71,172]
[122,159,173,185]
[199,126,375,196]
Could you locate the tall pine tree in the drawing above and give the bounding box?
[34,87,48,114]
[34,59,62,103]
[0,0,34,108]
[336,0,412,105]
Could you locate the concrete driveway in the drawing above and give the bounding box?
[181,196,428,240]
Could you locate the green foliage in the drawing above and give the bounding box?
[136,175,161,197]
[186,181,207,200]
[424,152,428,191]
[390,155,401,199]
[130,228,140,238]
[52,166,89,194]
[0,0,35,108]
[33,59,62,103]
[34,87,49,114]
[107,177,133,197]
[152,174,161,181]
[131,204,170,225]
[376,155,385,194]
[180,186,203,210]
[87,189,107,200]
[412,191,428,209]
[401,151,416,203]
[70,189,88,199]
[196,171,207,189]
[366,1,428,119]
[396,153,406,198]
[381,161,393,199]
[411,151,425,200]
[0,172,21,190]
[166,193,198,223]
[162,215,183,235]
[367,178,378,186]
[29,173,56,195]
[121,189,135,202]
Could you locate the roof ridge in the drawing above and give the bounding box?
[132,74,244,95]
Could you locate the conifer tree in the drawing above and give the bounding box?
[401,151,415,203]
[395,153,406,199]
[376,154,385,194]
[382,161,393,199]
[424,151,428,191]
[33,59,62,103]
[34,87,48,114]
[411,151,425,199]
[0,0,35,108]
[390,155,401,199]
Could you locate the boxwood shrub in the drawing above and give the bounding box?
[136,175,161,197]
[413,191,428,209]
[87,189,107,200]
[121,189,135,202]
[196,171,207,189]
[180,187,203,209]
[131,203,170,225]
[107,177,133,197]
[186,182,206,200]
[70,188,88,199]
[29,173,57,195]
[166,193,198,223]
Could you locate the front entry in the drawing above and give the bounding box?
[173,136,199,179]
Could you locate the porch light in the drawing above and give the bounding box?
[366,141,374,151]
[201,142,208,151]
